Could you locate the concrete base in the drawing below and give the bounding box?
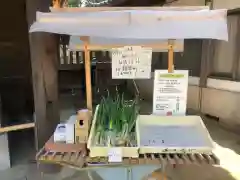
[187,85,200,111]
[0,133,11,171]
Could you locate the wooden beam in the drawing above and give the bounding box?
[53,0,61,8]
[71,42,184,52]
[168,40,174,73]
[0,123,35,133]
[26,0,60,150]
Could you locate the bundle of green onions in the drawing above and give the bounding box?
[94,92,139,147]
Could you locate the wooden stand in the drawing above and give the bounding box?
[80,38,175,111]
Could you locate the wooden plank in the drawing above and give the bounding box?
[181,154,192,164]
[202,154,214,164]
[195,153,206,164]
[0,123,35,133]
[166,154,176,165]
[54,153,64,162]
[63,152,72,162]
[26,0,60,150]
[81,37,93,110]
[36,146,45,160]
[48,152,57,161]
[52,0,60,8]
[168,40,174,73]
[187,154,199,165]
[42,151,50,160]
[72,43,183,51]
[144,154,151,164]
[173,154,184,165]
[151,154,160,164]
[210,154,220,164]
[138,154,145,164]
[159,154,167,165]
[70,152,78,163]
[76,154,86,167]
[123,158,130,165]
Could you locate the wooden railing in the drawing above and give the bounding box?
[58,39,125,98]
[58,43,113,70]
[59,44,84,70]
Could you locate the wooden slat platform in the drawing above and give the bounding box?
[37,149,86,168]
[87,153,219,166]
[37,148,220,169]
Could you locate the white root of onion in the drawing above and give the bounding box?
[94,131,101,145]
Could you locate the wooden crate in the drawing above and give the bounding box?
[87,105,139,158]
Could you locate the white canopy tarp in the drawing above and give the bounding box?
[49,6,210,12]
[29,9,228,41]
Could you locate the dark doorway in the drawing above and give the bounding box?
[0,0,35,166]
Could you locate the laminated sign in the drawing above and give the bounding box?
[153,70,188,115]
[111,46,152,79]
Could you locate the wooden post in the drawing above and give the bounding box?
[26,0,60,150]
[168,40,174,73]
[81,37,92,110]
[53,0,60,8]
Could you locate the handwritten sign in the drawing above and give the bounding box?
[111,46,152,79]
[108,148,122,163]
[153,70,188,115]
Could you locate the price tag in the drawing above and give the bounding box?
[108,148,122,163]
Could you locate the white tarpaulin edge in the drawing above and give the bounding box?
[50,6,210,12]
[29,9,228,41]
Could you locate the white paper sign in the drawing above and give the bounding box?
[153,70,188,115]
[111,46,152,79]
[108,148,122,163]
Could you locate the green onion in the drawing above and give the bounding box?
[94,91,139,147]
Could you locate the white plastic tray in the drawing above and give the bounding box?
[136,115,214,154]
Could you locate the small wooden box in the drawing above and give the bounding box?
[75,109,91,143]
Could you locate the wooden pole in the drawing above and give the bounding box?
[0,123,35,133]
[53,0,60,8]
[168,40,174,73]
[26,0,60,151]
[81,37,92,110]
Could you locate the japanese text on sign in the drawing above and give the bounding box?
[153,70,188,115]
[112,46,152,79]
